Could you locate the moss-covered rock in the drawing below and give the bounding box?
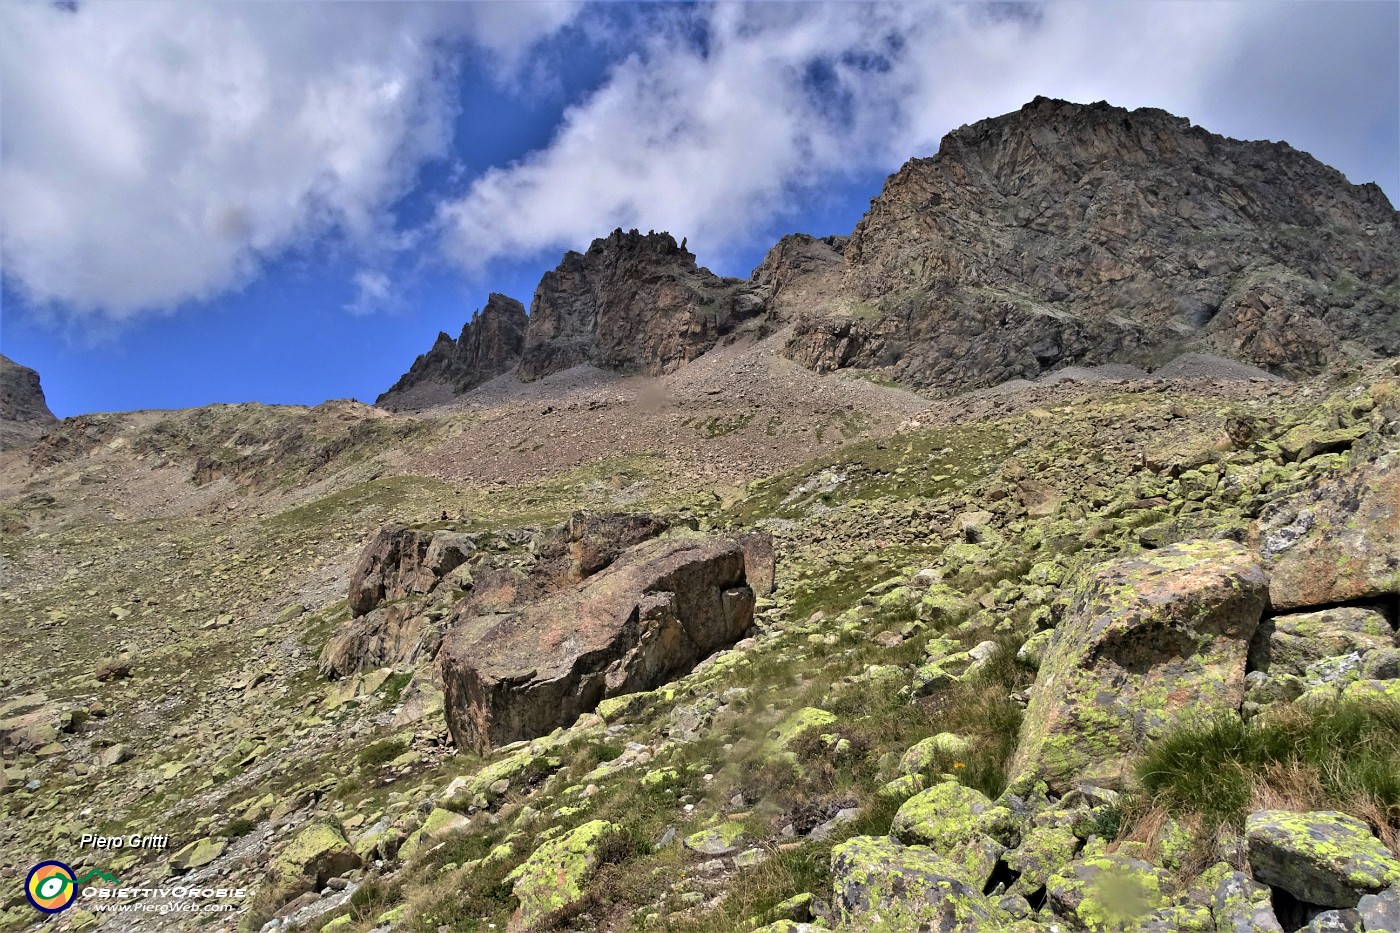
[1211,869,1284,933]
[769,707,838,749]
[899,733,970,778]
[684,820,747,856]
[891,781,1018,851]
[506,819,619,931]
[1046,854,1173,932]
[830,835,995,931]
[269,822,361,894]
[1005,823,1080,898]
[1008,540,1267,793]
[1245,810,1400,908]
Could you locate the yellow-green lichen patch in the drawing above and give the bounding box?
[505,819,620,930]
[1245,809,1400,907]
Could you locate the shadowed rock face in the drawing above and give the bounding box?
[1258,442,1400,612]
[0,354,58,450]
[787,97,1399,390]
[519,229,766,381]
[376,293,527,408]
[438,535,757,753]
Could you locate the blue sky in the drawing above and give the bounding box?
[2,1,1397,417]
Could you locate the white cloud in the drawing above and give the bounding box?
[0,0,578,319]
[439,1,1394,275]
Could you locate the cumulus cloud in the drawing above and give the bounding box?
[439,1,1396,274]
[0,0,578,318]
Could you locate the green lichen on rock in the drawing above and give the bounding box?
[899,732,970,778]
[1008,540,1267,793]
[891,780,1018,851]
[1005,823,1080,897]
[1245,809,1400,908]
[506,819,619,930]
[684,820,747,856]
[830,835,995,931]
[270,821,360,893]
[769,707,839,749]
[1046,854,1172,932]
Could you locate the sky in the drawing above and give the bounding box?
[1,1,1396,417]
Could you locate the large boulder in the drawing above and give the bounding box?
[1046,854,1174,931]
[1248,607,1396,678]
[438,535,756,752]
[1008,540,1268,793]
[347,525,475,618]
[506,820,620,932]
[1258,445,1400,612]
[1245,810,1400,909]
[829,835,994,931]
[269,823,361,896]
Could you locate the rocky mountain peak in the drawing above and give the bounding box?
[801,97,1399,391]
[517,227,765,381]
[376,292,527,409]
[0,353,58,450]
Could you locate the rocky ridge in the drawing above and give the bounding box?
[382,98,1398,408]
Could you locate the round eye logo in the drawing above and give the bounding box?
[26,861,77,914]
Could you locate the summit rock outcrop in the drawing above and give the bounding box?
[788,96,1398,390]
[381,97,1398,405]
[0,354,58,450]
[376,293,527,409]
[518,229,765,381]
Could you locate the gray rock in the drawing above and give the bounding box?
[1213,870,1285,933]
[829,835,991,931]
[1301,909,1363,932]
[1358,884,1400,931]
[1246,810,1400,908]
[439,536,757,752]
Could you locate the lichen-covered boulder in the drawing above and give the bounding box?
[684,821,747,856]
[1245,810,1400,908]
[1249,608,1395,678]
[506,819,619,932]
[1211,869,1284,932]
[830,835,995,931]
[440,536,756,752]
[1046,854,1173,932]
[1008,540,1267,793]
[899,733,970,778]
[1005,823,1081,898]
[891,781,1018,851]
[1257,445,1400,612]
[442,743,561,809]
[769,707,838,750]
[270,822,361,894]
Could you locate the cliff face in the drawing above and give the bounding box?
[0,354,58,450]
[376,293,527,409]
[518,229,765,381]
[784,96,1398,391]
